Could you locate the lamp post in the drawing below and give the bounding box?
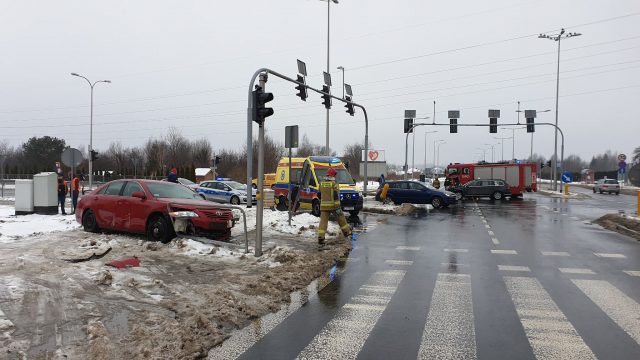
[436,141,446,171]
[500,126,527,160]
[424,130,438,172]
[71,73,110,191]
[539,28,582,191]
[337,65,345,98]
[410,117,430,180]
[484,143,496,162]
[494,136,511,161]
[323,0,339,155]
[433,140,445,174]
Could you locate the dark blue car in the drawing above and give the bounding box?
[376,180,457,208]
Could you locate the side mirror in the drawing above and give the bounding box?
[132,191,146,200]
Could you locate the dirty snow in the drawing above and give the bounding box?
[231,207,340,238]
[0,205,80,243]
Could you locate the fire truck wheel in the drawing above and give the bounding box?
[492,191,503,201]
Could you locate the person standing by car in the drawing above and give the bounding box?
[57,176,68,215]
[317,167,352,248]
[378,173,385,186]
[70,173,81,214]
[167,167,178,183]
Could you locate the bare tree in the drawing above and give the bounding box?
[191,138,212,167]
[342,141,366,180]
[144,138,167,178]
[164,127,191,167]
[107,142,128,176]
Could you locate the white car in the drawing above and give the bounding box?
[593,179,620,195]
[196,180,257,205]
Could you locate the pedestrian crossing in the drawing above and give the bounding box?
[228,261,640,360]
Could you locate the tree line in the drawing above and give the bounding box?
[0,128,369,182]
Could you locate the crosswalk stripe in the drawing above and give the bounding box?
[559,268,595,275]
[623,270,640,277]
[491,237,500,245]
[487,230,495,236]
[485,224,491,229]
[541,251,570,256]
[443,248,468,253]
[396,246,420,251]
[296,270,406,360]
[418,273,477,359]
[593,253,626,258]
[385,260,413,266]
[503,276,597,360]
[491,250,518,255]
[572,279,640,345]
[498,265,530,272]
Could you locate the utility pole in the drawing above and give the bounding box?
[325,0,339,155]
[424,130,437,172]
[494,137,511,161]
[539,28,582,191]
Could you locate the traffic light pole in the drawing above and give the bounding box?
[246,67,370,257]
[419,122,564,190]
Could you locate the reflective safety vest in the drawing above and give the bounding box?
[319,179,340,211]
[71,178,81,192]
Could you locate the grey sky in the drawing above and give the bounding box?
[1,0,639,167]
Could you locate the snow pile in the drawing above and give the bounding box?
[0,205,80,243]
[356,181,380,192]
[231,208,339,238]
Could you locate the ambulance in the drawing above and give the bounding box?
[273,156,363,217]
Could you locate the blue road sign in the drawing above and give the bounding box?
[561,171,573,183]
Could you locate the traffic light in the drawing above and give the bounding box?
[525,110,536,133]
[449,118,458,133]
[252,85,274,124]
[90,150,98,161]
[546,160,552,167]
[344,95,355,116]
[404,118,414,133]
[540,162,545,169]
[489,118,497,133]
[321,85,332,109]
[215,156,221,165]
[295,75,307,101]
[488,109,499,133]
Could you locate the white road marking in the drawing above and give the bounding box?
[485,224,491,229]
[498,265,530,272]
[443,248,468,253]
[594,253,626,259]
[296,270,406,360]
[504,276,597,360]
[572,279,640,345]
[482,219,488,224]
[571,216,581,221]
[385,260,413,266]
[541,251,570,257]
[623,270,640,277]
[418,273,477,359]
[396,246,420,251]
[559,268,595,275]
[491,250,518,255]
[440,263,468,267]
[562,213,568,216]
[487,230,495,236]
[491,237,500,245]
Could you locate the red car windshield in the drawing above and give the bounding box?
[146,182,201,199]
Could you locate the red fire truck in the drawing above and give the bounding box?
[445,162,537,197]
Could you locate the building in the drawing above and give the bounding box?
[195,168,214,183]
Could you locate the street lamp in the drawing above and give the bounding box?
[494,136,511,161]
[323,0,339,155]
[410,116,429,180]
[539,28,582,191]
[71,73,111,191]
[337,65,345,98]
[433,140,445,174]
[436,141,446,171]
[484,143,496,162]
[500,126,526,160]
[424,130,438,172]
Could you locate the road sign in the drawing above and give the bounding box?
[618,153,626,161]
[561,171,573,183]
[361,149,385,162]
[61,148,84,168]
[619,160,627,174]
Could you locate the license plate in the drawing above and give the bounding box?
[344,206,355,211]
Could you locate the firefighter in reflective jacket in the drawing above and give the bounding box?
[318,167,352,246]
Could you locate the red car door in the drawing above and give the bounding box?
[118,181,149,233]
[100,181,126,229]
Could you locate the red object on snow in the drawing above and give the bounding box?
[106,257,140,269]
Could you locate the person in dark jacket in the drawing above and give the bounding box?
[167,167,178,183]
[57,176,68,215]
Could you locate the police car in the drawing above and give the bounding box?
[196,180,257,205]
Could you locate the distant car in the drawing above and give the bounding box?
[252,173,276,189]
[454,179,511,200]
[593,179,620,195]
[75,180,235,243]
[197,180,257,205]
[375,180,456,208]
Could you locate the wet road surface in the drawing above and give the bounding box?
[212,193,640,359]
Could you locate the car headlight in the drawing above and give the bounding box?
[169,211,199,218]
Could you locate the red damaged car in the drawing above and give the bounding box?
[76,179,235,243]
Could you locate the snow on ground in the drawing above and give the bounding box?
[356,181,380,192]
[231,207,339,238]
[0,205,79,243]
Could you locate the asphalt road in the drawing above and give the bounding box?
[210,192,640,360]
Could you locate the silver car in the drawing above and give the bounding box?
[196,180,257,205]
[593,179,620,195]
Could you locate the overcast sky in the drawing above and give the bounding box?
[1,0,639,168]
